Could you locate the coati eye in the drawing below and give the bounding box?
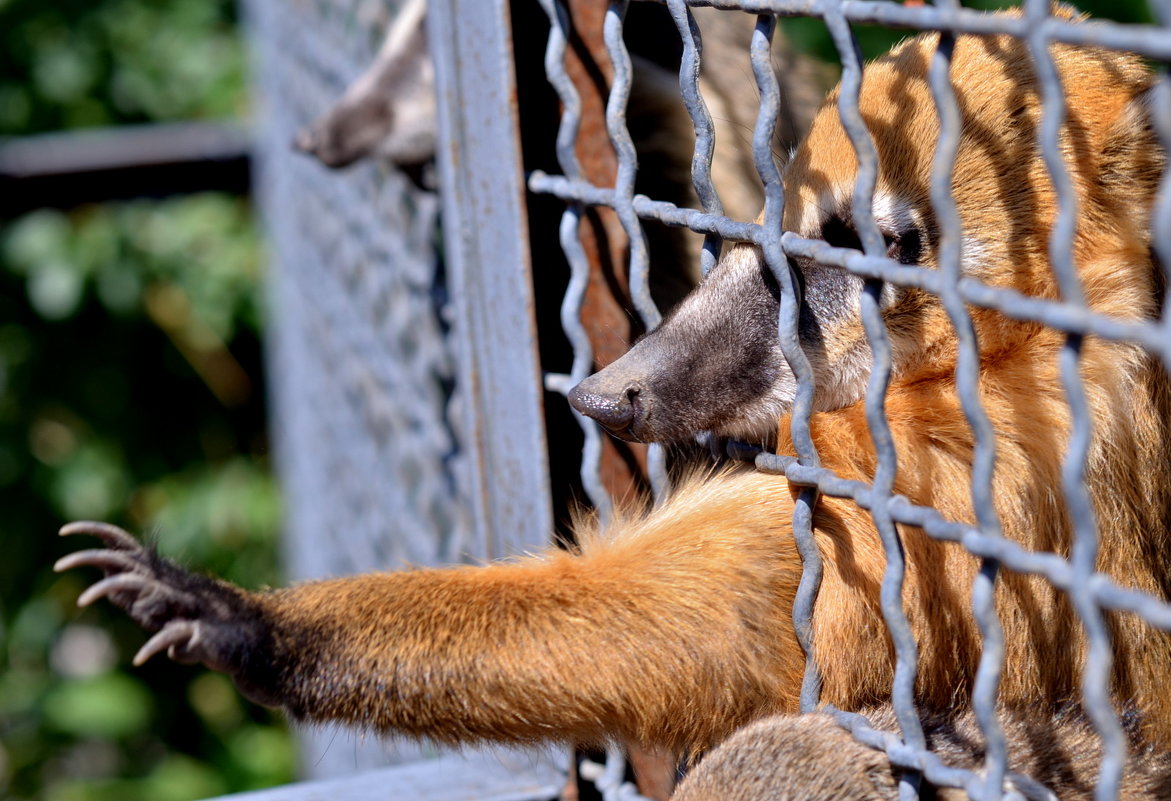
[886,227,922,265]
[820,215,862,252]
[819,214,922,266]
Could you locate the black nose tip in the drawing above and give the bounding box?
[567,381,639,440]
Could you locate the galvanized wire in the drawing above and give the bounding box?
[603,1,671,504]
[527,1,1171,800]
[1024,3,1126,798]
[744,10,828,716]
[538,3,662,797]
[925,12,1009,800]
[523,179,1171,360]
[638,0,1171,60]
[1150,0,1171,375]
[666,0,724,276]
[536,0,614,523]
[820,13,926,798]
[578,747,652,801]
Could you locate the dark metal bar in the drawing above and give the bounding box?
[0,122,251,216]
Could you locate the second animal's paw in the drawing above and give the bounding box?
[54,522,265,680]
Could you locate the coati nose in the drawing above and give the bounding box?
[567,379,641,441]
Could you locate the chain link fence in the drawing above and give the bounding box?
[530,1,1171,800]
[245,0,474,777]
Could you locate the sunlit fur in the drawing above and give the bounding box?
[773,11,1171,745]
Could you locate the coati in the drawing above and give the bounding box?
[294,0,437,174]
[672,705,1171,801]
[57,9,1171,800]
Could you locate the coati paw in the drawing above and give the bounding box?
[55,522,262,677]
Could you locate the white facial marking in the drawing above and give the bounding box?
[797,186,841,238]
[960,236,992,276]
[872,191,923,238]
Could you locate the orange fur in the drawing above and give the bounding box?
[257,467,804,751]
[773,12,1171,744]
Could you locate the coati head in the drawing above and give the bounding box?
[294,0,437,173]
[569,12,1161,444]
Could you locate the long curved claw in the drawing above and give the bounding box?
[134,620,197,666]
[59,521,141,551]
[54,549,142,575]
[58,520,263,687]
[77,573,151,608]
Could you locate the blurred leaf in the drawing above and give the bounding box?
[42,672,154,739]
[141,753,227,801]
[0,666,51,719]
[10,596,63,663]
[49,441,130,521]
[32,36,98,104]
[0,0,286,797]
[4,210,72,273]
[138,458,282,587]
[186,672,244,733]
[227,725,295,788]
[44,778,137,801]
[27,260,85,320]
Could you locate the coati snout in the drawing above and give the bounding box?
[569,245,789,443]
[568,237,877,444]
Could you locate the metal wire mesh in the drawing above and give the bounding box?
[529,2,1171,799]
[245,0,472,776]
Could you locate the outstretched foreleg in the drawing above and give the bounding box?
[57,470,804,753]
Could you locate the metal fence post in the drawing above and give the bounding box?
[427,0,553,559]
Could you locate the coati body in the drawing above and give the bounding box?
[59,10,1170,800]
[673,705,1171,801]
[568,8,1171,743]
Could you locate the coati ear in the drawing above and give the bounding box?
[1098,85,1165,231]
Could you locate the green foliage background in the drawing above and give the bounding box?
[0,0,292,799]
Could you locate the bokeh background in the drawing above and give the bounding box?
[1,1,289,799]
[0,0,1156,800]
